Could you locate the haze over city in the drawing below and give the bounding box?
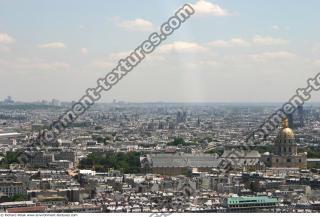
[1,1,320,215]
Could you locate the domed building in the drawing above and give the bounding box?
[265,118,307,168]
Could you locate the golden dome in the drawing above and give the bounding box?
[279,127,294,139]
[278,118,294,139]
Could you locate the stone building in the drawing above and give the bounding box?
[0,175,27,197]
[263,118,307,168]
[141,153,220,176]
[221,149,264,171]
[29,152,54,168]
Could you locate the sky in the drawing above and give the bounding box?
[0,0,320,103]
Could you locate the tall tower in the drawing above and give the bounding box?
[297,105,304,127]
[287,113,294,129]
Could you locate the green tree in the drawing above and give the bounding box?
[167,138,185,146]
[79,152,141,174]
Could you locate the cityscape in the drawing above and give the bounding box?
[1,0,320,215]
[0,98,319,213]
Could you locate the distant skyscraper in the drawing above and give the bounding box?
[51,98,60,106]
[3,96,13,104]
[287,105,304,129]
[297,105,304,127]
[176,111,187,123]
[287,113,294,129]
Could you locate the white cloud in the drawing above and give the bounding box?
[250,51,297,62]
[272,25,280,30]
[92,60,113,69]
[38,42,66,49]
[230,38,250,46]
[93,46,180,69]
[191,0,231,16]
[0,32,15,44]
[158,41,207,53]
[0,57,70,71]
[209,36,288,47]
[17,57,70,70]
[113,17,154,32]
[31,62,70,70]
[208,38,249,47]
[92,51,130,68]
[208,40,229,47]
[253,35,287,45]
[80,48,88,55]
[108,51,131,60]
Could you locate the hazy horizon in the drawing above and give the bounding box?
[2,99,320,105]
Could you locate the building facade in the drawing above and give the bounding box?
[266,119,307,168]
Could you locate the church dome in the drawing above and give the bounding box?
[277,118,294,140]
[278,127,294,139]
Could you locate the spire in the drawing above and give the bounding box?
[282,118,289,128]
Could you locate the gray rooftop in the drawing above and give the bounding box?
[147,153,220,168]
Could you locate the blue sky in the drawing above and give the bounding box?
[1,0,320,102]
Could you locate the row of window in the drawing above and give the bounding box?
[277,146,296,153]
[0,187,23,191]
[276,139,294,144]
[230,203,276,208]
[274,158,302,163]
